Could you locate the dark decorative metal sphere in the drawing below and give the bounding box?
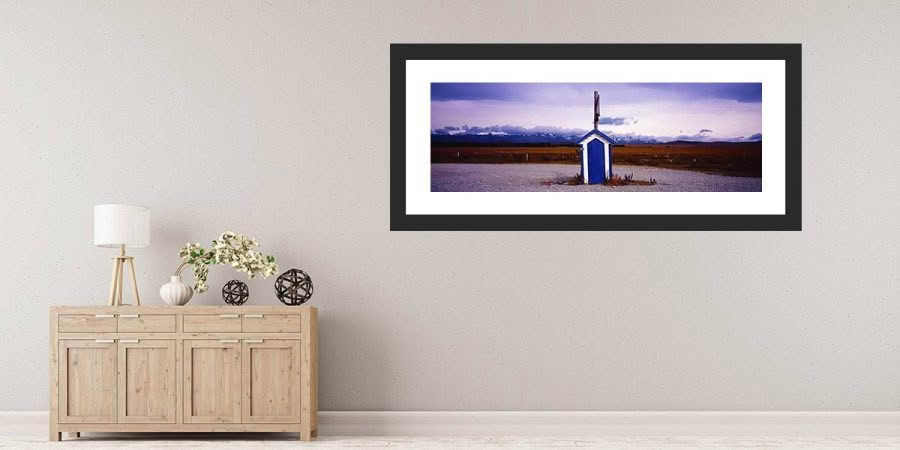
[222,280,249,305]
[274,269,313,305]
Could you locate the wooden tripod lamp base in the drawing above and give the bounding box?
[94,204,149,306]
[108,245,141,306]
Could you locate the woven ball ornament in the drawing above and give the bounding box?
[222,280,249,305]
[274,269,313,305]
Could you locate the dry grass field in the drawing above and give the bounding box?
[431,142,762,177]
[432,145,581,164]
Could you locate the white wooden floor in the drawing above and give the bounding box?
[5,435,900,449]
[6,412,899,449]
[4,431,900,449]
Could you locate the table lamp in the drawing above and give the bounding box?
[94,204,149,306]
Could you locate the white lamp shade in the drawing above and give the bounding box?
[94,204,150,248]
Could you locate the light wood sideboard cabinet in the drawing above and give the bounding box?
[50,306,317,442]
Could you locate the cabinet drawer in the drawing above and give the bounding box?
[58,314,118,333]
[242,314,301,332]
[183,314,242,332]
[118,314,176,332]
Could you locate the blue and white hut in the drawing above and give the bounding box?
[578,91,617,184]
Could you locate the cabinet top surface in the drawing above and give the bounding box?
[51,305,317,313]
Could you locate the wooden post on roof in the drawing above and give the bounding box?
[593,90,600,130]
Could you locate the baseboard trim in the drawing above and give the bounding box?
[6,411,899,436]
[319,411,900,436]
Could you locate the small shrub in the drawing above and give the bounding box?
[603,174,626,186]
[544,173,582,186]
[604,173,658,187]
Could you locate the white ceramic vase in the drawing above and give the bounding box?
[159,275,193,306]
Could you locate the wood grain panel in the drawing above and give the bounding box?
[58,315,117,333]
[58,423,301,432]
[52,306,306,315]
[242,314,301,333]
[183,340,241,423]
[183,315,242,333]
[118,315,176,333]
[118,340,176,423]
[242,340,301,423]
[58,340,117,423]
[301,307,318,440]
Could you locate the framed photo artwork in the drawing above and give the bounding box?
[390,44,801,231]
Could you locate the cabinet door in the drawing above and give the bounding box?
[183,340,242,423]
[118,340,176,423]
[242,339,301,423]
[58,340,117,423]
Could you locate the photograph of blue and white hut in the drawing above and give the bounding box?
[578,90,617,184]
[578,129,616,184]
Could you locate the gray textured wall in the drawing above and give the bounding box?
[1,0,898,411]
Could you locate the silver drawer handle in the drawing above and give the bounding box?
[245,339,263,343]
[119,339,139,343]
[94,314,115,318]
[119,314,139,318]
[244,314,264,318]
[219,339,238,343]
[94,339,114,343]
[219,314,239,318]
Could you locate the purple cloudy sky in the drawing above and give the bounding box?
[431,83,762,141]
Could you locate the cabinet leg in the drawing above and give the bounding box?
[70,432,80,438]
[300,428,313,441]
[50,431,61,441]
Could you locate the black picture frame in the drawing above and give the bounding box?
[390,44,801,231]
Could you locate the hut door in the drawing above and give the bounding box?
[587,139,607,184]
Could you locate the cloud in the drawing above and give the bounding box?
[657,129,716,141]
[602,132,663,144]
[433,124,759,144]
[625,83,762,103]
[432,122,632,136]
[432,82,762,104]
[432,84,524,101]
[596,116,634,126]
[672,133,713,141]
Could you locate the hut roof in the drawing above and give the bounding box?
[577,129,617,146]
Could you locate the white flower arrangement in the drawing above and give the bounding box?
[176,231,278,293]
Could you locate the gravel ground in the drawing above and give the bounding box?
[431,163,762,192]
